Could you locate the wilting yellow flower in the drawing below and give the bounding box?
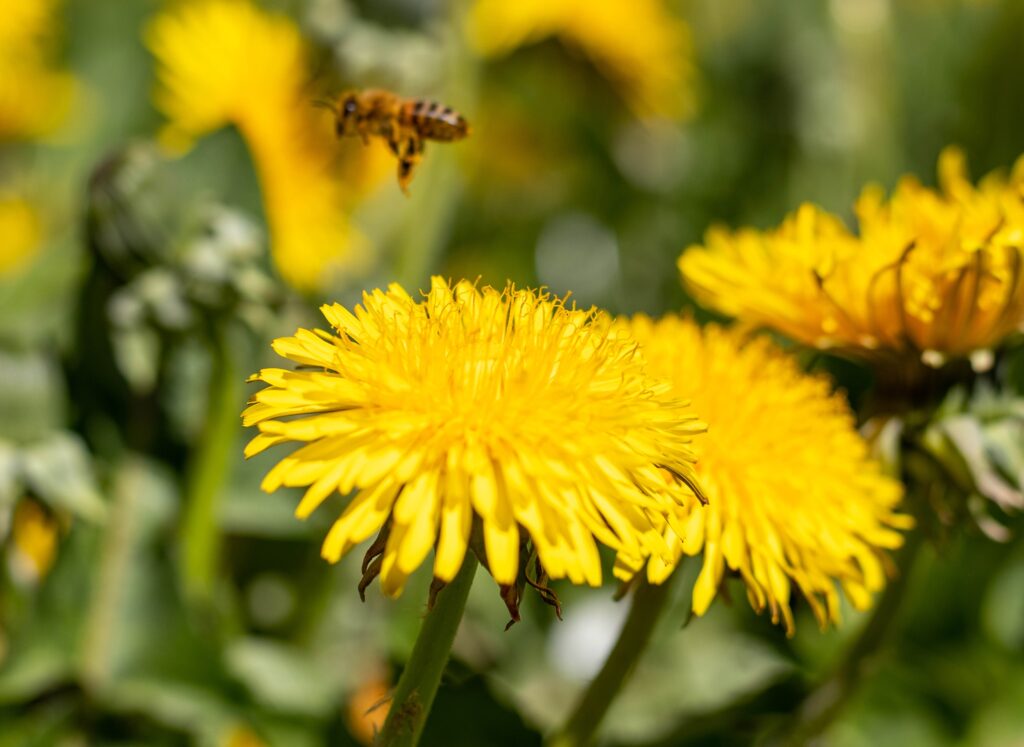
[467,0,695,120]
[0,0,77,141]
[243,277,706,596]
[147,0,390,292]
[0,196,43,276]
[681,149,1024,368]
[619,316,910,633]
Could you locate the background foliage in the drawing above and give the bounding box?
[2,0,1024,745]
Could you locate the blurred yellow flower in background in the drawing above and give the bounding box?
[147,0,391,293]
[0,196,43,276]
[219,725,267,747]
[467,0,695,120]
[243,277,706,597]
[0,0,77,141]
[619,316,910,633]
[345,667,390,745]
[9,500,60,584]
[680,149,1024,368]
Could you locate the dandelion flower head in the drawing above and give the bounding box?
[9,500,60,584]
[147,0,390,292]
[680,149,1024,367]
[244,278,707,597]
[467,0,695,120]
[619,315,910,633]
[0,0,77,141]
[0,196,43,276]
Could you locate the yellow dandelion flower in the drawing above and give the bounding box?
[0,0,77,141]
[243,277,706,597]
[467,0,695,120]
[146,0,391,292]
[10,500,60,583]
[618,316,910,633]
[680,148,1024,367]
[0,195,44,276]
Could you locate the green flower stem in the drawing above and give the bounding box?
[777,527,925,746]
[82,458,142,692]
[180,329,240,605]
[548,576,675,747]
[377,554,478,747]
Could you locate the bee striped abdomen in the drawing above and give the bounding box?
[406,99,469,141]
[330,89,470,193]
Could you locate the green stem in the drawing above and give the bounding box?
[778,527,925,746]
[81,458,141,692]
[548,576,675,747]
[180,328,240,605]
[376,555,478,747]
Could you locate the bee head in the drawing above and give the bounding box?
[336,92,360,136]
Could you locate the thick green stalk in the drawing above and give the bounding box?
[548,576,675,747]
[180,330,240,605]
[777,527,924,745]
[376,555,478,747]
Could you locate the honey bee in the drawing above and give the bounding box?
[322,89,470,193]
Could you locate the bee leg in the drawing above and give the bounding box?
[385,128,402,157]
[357,118,374,145]
[397,160,416,194]
[396,136,424,194]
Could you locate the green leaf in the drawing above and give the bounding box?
[0,699,77,747]
[981,550,1024,651]
[99,677,238,742]
[0,526,100,704]
[0,636,74,705]
[964,671,1024,746]
[21,433,106,523]
[938,416,1023,512]
[0,351,64,443]
[225,637,342,717]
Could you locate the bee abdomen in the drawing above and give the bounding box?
[408,99,469,141]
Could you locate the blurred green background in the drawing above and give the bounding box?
[2,0,1024,745]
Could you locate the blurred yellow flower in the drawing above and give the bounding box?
[680,149,1024,368]
[346,667,390,745]
[618,316,910,633]
[243,277,706,596]
[220,725,267,747]
[0,196,43,276]
[0,0,77,141]
[467,0,695,120]
[146,0,391,293]
[10,500,59,583]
